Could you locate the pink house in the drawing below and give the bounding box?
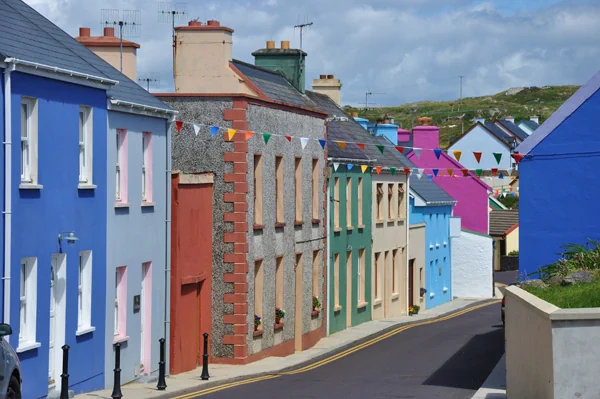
[405,124,492,234]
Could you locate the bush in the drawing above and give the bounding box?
[532,239,600,281]
[508,250,519,256]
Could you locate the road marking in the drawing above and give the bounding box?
[170,300,500,398]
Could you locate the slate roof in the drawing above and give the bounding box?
[518,119,539,132]
[409,175,456,205]
[496,120,528,141]
[232,59,315,108]
[489,209,519,236]
[484,122,513,145]
[0,0,171,111]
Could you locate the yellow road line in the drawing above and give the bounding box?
[170,300,500,398]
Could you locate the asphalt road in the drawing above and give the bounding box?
[187,302,504,399]
[495,270,518,286]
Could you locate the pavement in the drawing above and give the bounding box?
[75,298,503,399]
[470,355,507,399]
[494,270,518,286]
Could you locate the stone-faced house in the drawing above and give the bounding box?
[157,21,328,365]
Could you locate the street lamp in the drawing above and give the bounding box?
[58,231,79,252]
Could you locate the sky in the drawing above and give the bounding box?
[24,0,600,107]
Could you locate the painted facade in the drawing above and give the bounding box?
[408,224,426,311]
[448,122,513,170]
[452,230,494,298]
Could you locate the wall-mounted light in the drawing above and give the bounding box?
[58,231,79,251]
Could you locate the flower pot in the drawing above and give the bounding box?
[275,317,281,324]
[254,323,259,332]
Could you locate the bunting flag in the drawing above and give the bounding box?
[414,148,422,159]
[376,145,385,154]
[509,187,513,192]
[512,153,524,165]
[473,152,482,164]
[318,139,327,149]
[390,167,397,175]
[462,168,469,177]
[499,173,504,179]
[375,166,383,175]
[285,136,292,142]
[512,192,516,197]
[491,168,498,177]
[245,131,254,141]
[417,168,424,179]
[507,168,513,176]
[333,163,340,171]
[193,124,200,136]
[403,167,410,176]
[361,165,368,173]
[347,164,354,170]
[227,128,237,141]
[452,150,462,162]
[176,120,184,132]
[337,141,347,149]
[434,148,442,160]
[356,143,365,151]
[447,168,453,176]
[493,152,502,165]
[301,137,309,150]
[433,168,439,177]
[395,146,404,154]
[428,174,433,181]
[264,133,272,144]
[475,169,483,177]
[210,126,219,137]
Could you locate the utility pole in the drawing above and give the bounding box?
[365,92,372,112]
[459,75,464,134]
[294,21,313,50]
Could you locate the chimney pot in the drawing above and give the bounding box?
[530,115,539,124]
[188,21,202,26]
[207,20,220,26]
[351,112,358,118]
[281,40,290,49]
[103,27,115,37]
[79,27,90,37]
[319,74,326,79]
[266,40,275,49]
[327,74,334,79]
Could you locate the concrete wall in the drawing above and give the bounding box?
[87,46,137,81]
[448,124,512,170]
[409,224,426,311]
[105,110,169,387]
[451,230,493,298]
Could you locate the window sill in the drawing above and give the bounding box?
[311,218,320,225]
[387,218,396,223]
[397,218,406,223]
[357,224,366,229]
[334,305,342,312]
[274,222,286,228]
[78,183,97,190]
[346,226,354,231]
[19,183,43,190]
[76,326,96,336]
[373,299,382,307]
[274,322,284,331]
[357,301,369,309]
[391,293,400,301]
[435,244,440,248]
[113,335,130,345]
[334,227,342,233]
[253,224,265,231]
[311,309,320,317]
[375,219,384,224]
[142,202,156,207]
[294,220,303,226]
[253,329,264,338]
[16,341,41,353]
[115,202,130,208]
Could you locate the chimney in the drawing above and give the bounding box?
[312,74,342,106]
[412,117,439,149]
[252,41,307,93]
[475,115,485,124]
[530,115,539,124]
[79,27,90,37]
[505,115,515,124]
[397,128,410,144]
[103,27,115,37]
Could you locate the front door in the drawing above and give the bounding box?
[49,254,66,393]
[294,254,303,351]
[48,264,56,389]
[408,259,415,309]
[196,283,202,366]
[140,264,149,374]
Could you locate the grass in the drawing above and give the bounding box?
[523,279,600,309]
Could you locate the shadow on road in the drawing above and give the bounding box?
[423,327,504,390]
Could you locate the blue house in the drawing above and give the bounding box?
[517,70,600,277]
[0,0,175,396]
[408,177,456,309]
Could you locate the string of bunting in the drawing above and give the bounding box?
[172,120,524,178]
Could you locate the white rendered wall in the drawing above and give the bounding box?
[451,230,493,298]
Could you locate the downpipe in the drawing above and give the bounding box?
[164,116,174,375]
[326,173,331,336]
[3,63,14,337]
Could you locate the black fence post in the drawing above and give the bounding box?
[201,333,210,380]
[157,338,167,390]
[60,345,70,399]
[111,342,123,399]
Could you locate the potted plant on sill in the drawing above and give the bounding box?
[409,305,420,316]
[275,307,285,324]
[254,315,261,331]
[420,287,427,298]
[313,296,321,312]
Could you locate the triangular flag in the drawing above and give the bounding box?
[390,167,396,175]
[473,152,482,164]
[432,168,439,177]
[175,120,184,132]
[245,131,254,141]
[301,137,309,150]
[493,152,502,165]
[428,174,433,181]
[356,143,365,151]
[376,145,385,154]
[210,126,219,137]
[434,148,442,160]
[375,166,383,175]
[414,148,422,159]
[333,163,340,171]
[395,146,404,154]
[285,136,292,142]
[511,192,516,197]
[417,168,424,179]
[337,141,347,149]
[263,133,272,144]
[475,169,483,177]
[446,168,453,176]
[462,168,469,177]
[499,173,504,179]
[347,164,354,170]
[509,187,513,192]
[360,165,368,173]
[507,168,513,176]
[193,124,200,136]
[452,150,462,162]
[491,168,498,177]
[512,153,524,165]
[403,167,410,176]
[227,128,237,141]
[495,190,499,196]
[318,139,327,149]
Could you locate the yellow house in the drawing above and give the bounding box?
[489,210,519,271]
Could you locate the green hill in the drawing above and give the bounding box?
[343,85,580,149]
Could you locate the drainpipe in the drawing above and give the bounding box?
[326,171,331,336]
[405,175,410,314]
[3,63,14,338]
[164,115,174,374]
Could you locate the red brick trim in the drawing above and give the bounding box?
[211,338,295,365]
[301,324,326,351]
[224,109,247,121]
[505,223,519,235]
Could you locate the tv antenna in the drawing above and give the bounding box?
[138,72,161,91]
[363,91,385,111]
[101,9,141,73]
[158,2,187,79]
[294,21,313,50]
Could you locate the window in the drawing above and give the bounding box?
[398,184,405,218]
[358,249,365,303]
[116,130,128,203]
[376,184,384,220]
[374,252,381,300]
[346,178,352,227]
[295,158,302,222]
[275,257,283,309]
[312,250,320,298]
[275,156,284,224]
[388,185,394,219]
[20,98,38,184]
[392,249,398,294]
[254,260,264,319]
[334,177,340,229]
[254,155,263,225]
[312,159,319,220]
[142,132,152,202]
[79,106,93,184]
[114,266,127,338]
[77,251,93,332]
[18,258,38,350]
[334,254,340,308]
[358,178,363,225]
